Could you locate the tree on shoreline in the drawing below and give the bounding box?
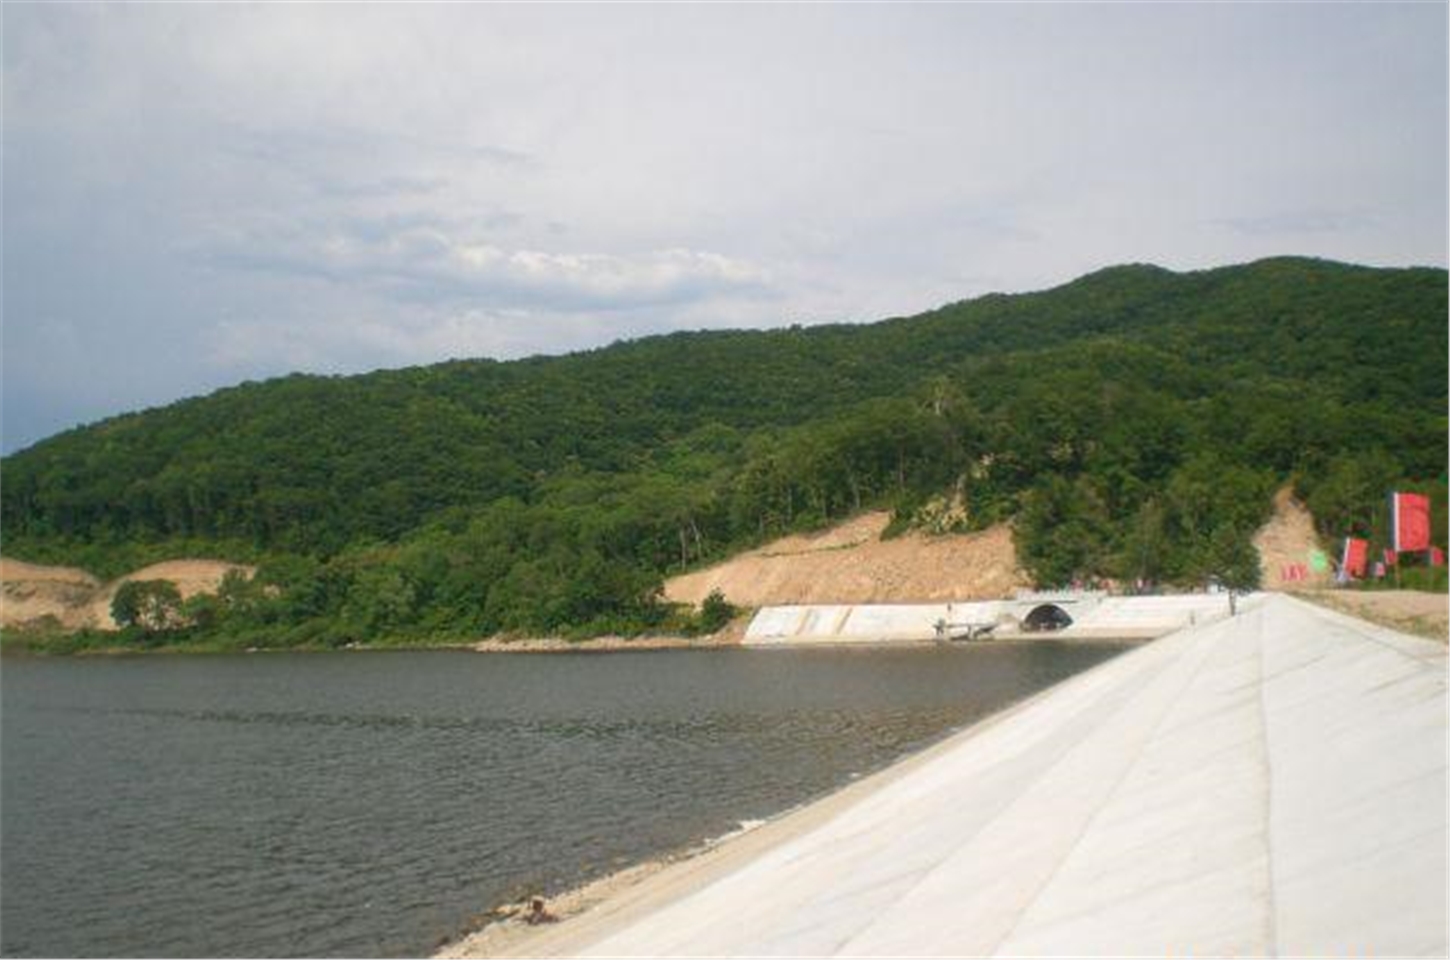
[111,580,184,633]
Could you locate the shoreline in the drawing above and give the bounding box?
[434,639,1141,958]
[468,632,743,654]
[0,613,756,658]
[0,629,1136,658]
[8,589,1439,657]
[0,625,747,658]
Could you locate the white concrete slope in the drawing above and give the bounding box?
[579,594,1446,957]
[744,594,1238,644]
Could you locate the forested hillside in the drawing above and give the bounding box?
[3,257,1445,647]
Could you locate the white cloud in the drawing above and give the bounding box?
[204,221,773,313]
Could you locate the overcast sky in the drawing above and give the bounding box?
[3,3,1445,453]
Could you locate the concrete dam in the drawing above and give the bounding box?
[479,593,1445,958]
[744,592,1240,644]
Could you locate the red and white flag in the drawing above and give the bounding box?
[1390,492,1432,552]
[1340,537,1369,579]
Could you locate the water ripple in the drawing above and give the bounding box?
[2,643,1124,957]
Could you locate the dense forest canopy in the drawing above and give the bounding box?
[3,257,1446,647]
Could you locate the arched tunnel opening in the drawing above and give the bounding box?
[1022,603,1074,632]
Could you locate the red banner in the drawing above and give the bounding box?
[1391,492,1432,552]
[1431,547,1446,567]
[1341,537,1369,579]
[1280,563,1310,582]
[1384,548,1397,566]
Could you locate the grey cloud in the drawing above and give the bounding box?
[224,124,537,172]
[1214,211,1380,237]
[340,210,526,241]
[3,3,1445,452]
[311,176,448,201]
[216,124,536,208]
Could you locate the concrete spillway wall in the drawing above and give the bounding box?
[745,592,1240,644]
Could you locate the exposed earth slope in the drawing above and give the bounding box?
[664,513,1028,606]
[1252,487,1334,590]
[0,558,253,631]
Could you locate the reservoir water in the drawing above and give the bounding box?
[2,642,1126,957]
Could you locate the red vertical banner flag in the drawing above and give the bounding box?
[1431,547,1446,567]
[1390,492,1432,552]
[1383,548,1397,566]
[1341,537,1369,579]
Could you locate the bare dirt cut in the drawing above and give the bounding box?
[668,487,1333,612]
[0,558,253,631]
[0,558,103,631]
[1253,486,1335,591]
[664,512,1030,608]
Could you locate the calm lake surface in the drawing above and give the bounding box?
[2,642,1127,957]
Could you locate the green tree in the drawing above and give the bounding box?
[1015,476,1112,588]
[181,593,223,631]
[340,565,417,637]
[111,580,184,633]
[1205,524,1262,607]
[1301,450,1402,540]
[698,588,736,634]
[1117,498,1169,586]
